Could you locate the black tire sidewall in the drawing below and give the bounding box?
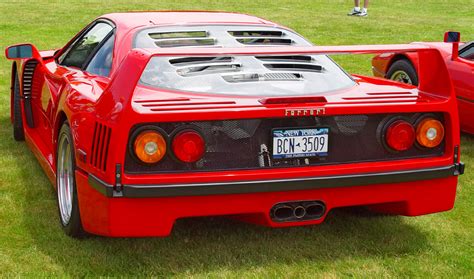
[57,122,85,237]
[13,70,25,141]
[386,59,419,86]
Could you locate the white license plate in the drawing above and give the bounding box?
[272,128,329,159]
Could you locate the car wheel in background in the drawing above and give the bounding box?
[387,59,419,86]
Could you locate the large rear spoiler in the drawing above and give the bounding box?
[97,44,454,117]
[140,44,454,99]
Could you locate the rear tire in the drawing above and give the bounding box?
[57,122,85,238]
[386,59,418,86]
[12,70,25,141]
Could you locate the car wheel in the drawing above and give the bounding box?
[12,70,25,141]
[386,59,419,86]
[57,122,85,237]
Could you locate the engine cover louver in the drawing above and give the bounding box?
[90,122,111,172]
[228,30,294,46]
[149,31,217,48]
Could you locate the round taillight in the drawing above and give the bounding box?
[172,130,205,163]
[385,120,415,151]
[133,130,167,164]
[416,118,444,148]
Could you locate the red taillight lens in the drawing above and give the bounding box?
[172,130,205,163]
[385,120,415,151]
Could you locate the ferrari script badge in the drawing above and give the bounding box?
[285,108,326,116]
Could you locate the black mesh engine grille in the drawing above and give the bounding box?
[124,113,445,174]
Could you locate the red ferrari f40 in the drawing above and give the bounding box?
[6,12,464,237]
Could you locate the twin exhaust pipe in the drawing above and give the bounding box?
[270,200,326,222]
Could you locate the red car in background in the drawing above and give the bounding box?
[6,12,464,237]
[372,33,474,134]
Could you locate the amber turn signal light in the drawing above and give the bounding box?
[134,130,167,164]
[416,118,445,148]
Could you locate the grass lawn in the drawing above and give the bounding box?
[0,0,473,277]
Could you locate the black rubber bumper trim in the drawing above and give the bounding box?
[88,163,464,198]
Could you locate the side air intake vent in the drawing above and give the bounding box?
[149,31,217,47]
[228,30,293,46]
[22,60,38,128]
[90,122,111,172]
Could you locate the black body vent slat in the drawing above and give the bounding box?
[236,38,293,45]
[169,56,233,66]
[149,31,208,39]
[22,60,38,128]
[90,122,111,172]
[264,63,323,72]
[228,30,292,45]
[149,31,216,48]
[256,55,313,62]
[155,38,216,48]
[22,61,38,98]
[228,30,284,37]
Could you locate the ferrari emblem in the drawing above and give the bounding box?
[285,108,326,116]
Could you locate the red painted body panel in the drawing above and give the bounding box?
[372,41,474,134]
[5,12,463,237]
[75,170,458,237]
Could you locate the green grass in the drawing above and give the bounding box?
[1,0,473,277]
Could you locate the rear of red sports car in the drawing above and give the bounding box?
[72,21,463,237]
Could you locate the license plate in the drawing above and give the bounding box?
[272,128,329,159]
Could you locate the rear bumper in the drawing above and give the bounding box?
[75,163,464,237]
[88,163,464,198]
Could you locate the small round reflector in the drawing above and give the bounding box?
[134,130,167,164]
[385,120,415,151]
[416,118,445,148]
[172,130,205,163]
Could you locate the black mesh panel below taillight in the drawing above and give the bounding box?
[124,113,444,174]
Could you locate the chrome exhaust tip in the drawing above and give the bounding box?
[273,205,293,220]
[293,206,306,219]
[270,200,326,222]
[304,202,326,218]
